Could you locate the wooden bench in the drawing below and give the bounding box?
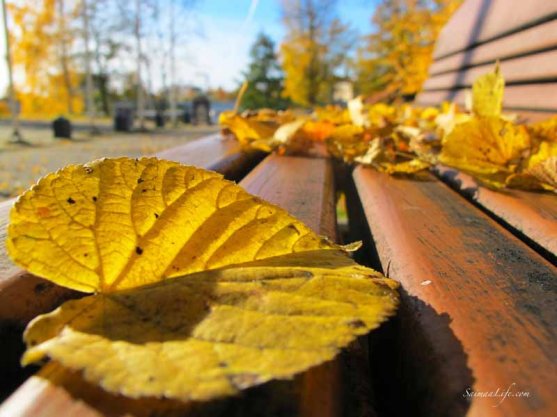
[416,0,557,121]
[1,1,556,415]
[0,127,555,417]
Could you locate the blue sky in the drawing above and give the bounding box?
[182,0,378,89]
[0,0,379,93]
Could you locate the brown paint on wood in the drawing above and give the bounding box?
[423,49,557,90]
[435,165,557,257]
[429,19,557,75]
[353,166,557,417]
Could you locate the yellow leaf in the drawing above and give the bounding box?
[472,63,505,118]
[218,111,278,148]
[526,156,557,192]
[526,140,557,169]
[380,159,430,175]
[439,117,530,187]
[8,157,399,401]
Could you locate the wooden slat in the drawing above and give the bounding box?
[156,134,263,180]
[429,19,557,75]
[434,165,557,257]
[423,49,557,90]
[353,167,557,417]
[416,83,557,112]
[0,155,348,417]
[433,0,557,59]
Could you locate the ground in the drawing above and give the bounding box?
[0,124,219,202]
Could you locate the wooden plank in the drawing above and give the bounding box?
[415,83,557,112]
[353,167,557,417]
[435,165,557,258]
[423,49,557,90]
[0,155,349,417]
[156,134,263,180]
[433,0,557,59]
[429,19,557,75]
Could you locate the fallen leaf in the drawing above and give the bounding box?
[472,62,504,118]
[439,117,530,187]
[8,157,399,401]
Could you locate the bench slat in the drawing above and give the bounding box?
[0,154,347,417]
[353,167,557,417]
[434,165,557,257]
[416,83,557,113]
[433,0,557,59]
[429,19,557,75]
[423,48,557,90]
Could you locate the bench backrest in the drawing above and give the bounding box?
[415,0,557,119]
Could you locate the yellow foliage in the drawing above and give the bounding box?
[9,158,399,401]
[8,0,83,116]
[357,0,461,96]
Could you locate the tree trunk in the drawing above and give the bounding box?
[58,0,74,114]
[82,0,95,129]
[1,0,23,142]
[135,0,145,129]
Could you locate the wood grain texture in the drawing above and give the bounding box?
[429,19,557,75]
[0,155,346,417]
[435,165,557,257]
[433,0,557,59]
[416,83,557,112]
[353,166,557,417]
[423,49,557,90]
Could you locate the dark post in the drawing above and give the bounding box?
[52,117,72,139]
[191,95,211,125]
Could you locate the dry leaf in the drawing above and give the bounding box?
[472,62,504,118]
[8,157,399,401]
[439,117,530,187]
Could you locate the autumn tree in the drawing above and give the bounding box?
[356,0,461,98]
[280,0,354,106]
[240,33,289,111]
[7,0,83,116]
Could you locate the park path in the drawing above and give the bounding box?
[0,126,219,201]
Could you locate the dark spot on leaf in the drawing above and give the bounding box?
[67,197,76,204]
[84,167,93,174]
[288,224,301,234]
[136,246,143,255]
[142,189,147,193]
[154,213,159,218]
[148,376,155,382]
[348,319,366,329]
[92,196,97,202]
[218,361,228,368]
[84,253,88,257]
[137,178,144,184]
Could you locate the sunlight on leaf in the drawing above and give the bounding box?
[8,157,399,402]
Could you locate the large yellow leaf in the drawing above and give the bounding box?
[439,117,530,187]
[472,63,504,118]
[8,157,399,401]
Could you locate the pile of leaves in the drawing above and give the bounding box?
[220,65,557,192]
